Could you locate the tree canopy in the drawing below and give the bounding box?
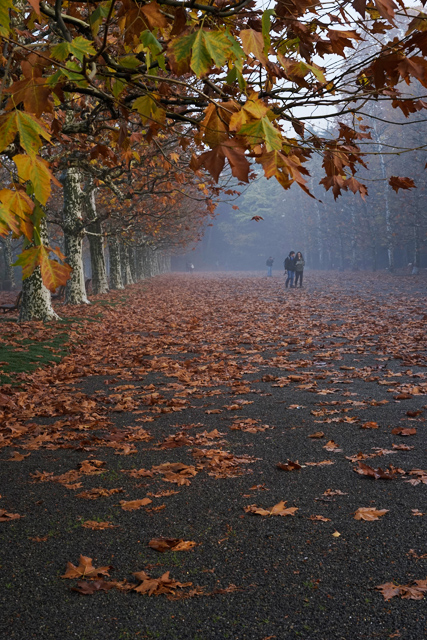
[1,0,427,286]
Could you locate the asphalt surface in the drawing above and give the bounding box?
[0,271,426,640]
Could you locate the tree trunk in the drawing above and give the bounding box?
[85,183,109,294]
[412,217,420,274]
[62,167,90,304]
[120,241,133,286]
[373,122,394,271]
[19,219,60,322]
[108,236,124,289]
[128,246,137,283]
[350,208,358,271]
[3,234,15,290]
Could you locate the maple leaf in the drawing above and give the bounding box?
[354,507,389,521]
[376,582,401,601]
[148,538,197,552]
[61,556,112,579]
[276,460,301,471]
[391,427,417,436]
[244,501,298,517]
[389,176,416,192]
[72,580,116,595]
[0,509,23,521]
[133,570,192,596]
[82,521,116,530]
[120,498,152,511]
[354,462,395,480]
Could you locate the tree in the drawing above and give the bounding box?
[2,0,427,301]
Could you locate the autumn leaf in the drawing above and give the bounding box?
[391,427,417,436]
[148,538,197,552]
[361,421,379,429]
[61,556,112,579]
[120,498,152,511]
[133,570,192,596]
[389,176,416,192]
[354,507,389,521]
[7,451,30,461]
[244,501,298,517]
[308,431,325,439]
[309,515,331,522]
[0,509,23,521]
[82,521,116,530]
[276,460,301,471]
[354,462,395,480]
[72,579,116,595]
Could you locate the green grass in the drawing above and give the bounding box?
[0,332,69,385]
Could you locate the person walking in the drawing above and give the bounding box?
[294,252,305,288]
[266,256,274,277]
[284,251,296,288]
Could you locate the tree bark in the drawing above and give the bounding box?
[3,234,15,289]
[128,245,137,283]
[373,122,394,271]
[85,183,109,294]
[120,241,133,286]
[108,235,124,289]
[62,167,90,304]
[19,219,60,322]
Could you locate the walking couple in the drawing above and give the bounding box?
[284,251,305,288]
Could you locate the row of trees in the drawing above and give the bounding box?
[2,0,427,320]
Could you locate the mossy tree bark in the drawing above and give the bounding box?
[62,167,90,305]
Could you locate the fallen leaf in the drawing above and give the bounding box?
[72,579,116,594]
[148,538,197,552]
[308,431,325,439]
[391,427,417,436]
[82,521,116,530]
[0,509,23,521]
[244,501,298,517]
[61,555,112,579]
[120,498,152,511]
[354,507,389,521]
[7,451,30,461]
[276,460,301,471]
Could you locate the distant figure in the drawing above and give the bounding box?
[295,252,305,288]
[266,256,274,277]
[284,251,296,288]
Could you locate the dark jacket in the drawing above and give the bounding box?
[266,258,274,267]
[295,259,305,272]
[284,256,296,271]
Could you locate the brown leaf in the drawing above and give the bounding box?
[244,501,298,517]
[276,460,301,471]
[7,451,30,461]
[120,498,152,511]
[72,579,116,595]
[391,427,417,436]
[308,431,324,439]
[148,538,197,552]
[0,509,23,521]
[361,421,378,429]
[389,176,416,192]
[77,487,124,499]
[354,507,389,521]
[309,515,331,521]
[61,555,112,579]
[133,570,192,596]
[354,462,395,480]
[82,520,116,530]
